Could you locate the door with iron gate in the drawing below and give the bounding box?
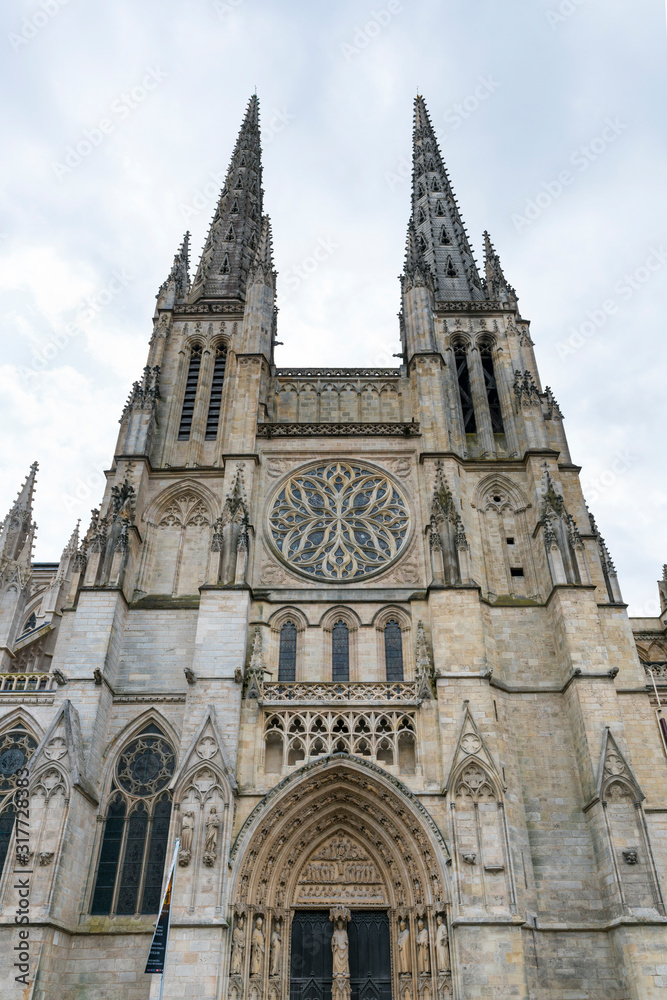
[290,911,392,1000]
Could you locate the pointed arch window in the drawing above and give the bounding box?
[446,255,457,277]
[278,621,297,682]
[220,254,230,275]
[454,346,477,434]
[440,227,451,245]
[205,344,228,440]
[384,620,404,682]
[479,344,504,433]
[0,725,38,879]
[178,345,202,440]
[331,621,350,682]
[90,725,175,916]
[435,201,445,216]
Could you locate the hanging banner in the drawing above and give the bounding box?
[145,839,180,975]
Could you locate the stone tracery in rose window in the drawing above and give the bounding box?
[267,461,411,581]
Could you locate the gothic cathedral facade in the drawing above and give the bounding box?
[1,95,667,1000]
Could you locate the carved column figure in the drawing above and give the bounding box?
[203,806,220,865]
[270,918,282,976]
[250,915,265,976]
[397,918,411,974]
[230,914,245,975]
[416,918,430,975]
[435,914,450,973]
[330,908,351,1000]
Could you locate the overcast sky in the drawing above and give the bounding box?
[0,0,666,617]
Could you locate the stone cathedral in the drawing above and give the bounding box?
[1,94,667,1000]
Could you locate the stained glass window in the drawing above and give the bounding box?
[278,622,297,682]
[0,805,15,881]
[90,726,175,915]
[0,726,38,881]
[384,621,404,682]
[332,621,350,682]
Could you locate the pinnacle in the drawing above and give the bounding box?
[190,94,265,302]
[483,229,518,308]
[12,461,38,515]
[405,94,484,303]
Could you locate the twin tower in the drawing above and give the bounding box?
[0,95,665,1000]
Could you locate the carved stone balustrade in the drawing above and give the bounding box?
[262,680,422,706]
[0,672,56,693]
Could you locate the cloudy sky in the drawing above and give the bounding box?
[1,0,665,616]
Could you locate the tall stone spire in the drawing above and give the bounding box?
[0,462,38,565]
[405,95,485,303]
[156,231,191,311]
[483,231,518,309]
[190,95,263,303]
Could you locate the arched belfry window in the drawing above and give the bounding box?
[384,620,404,682]
[205,344,228,440]
[278,621,297,682]
[91,725,175,916]
[0,726,38,879]
[332,620,350,682]
[454,345,477,434]
[479,344,504,434]
[178,345,203,440]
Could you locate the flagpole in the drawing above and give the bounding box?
[146,837,180,999]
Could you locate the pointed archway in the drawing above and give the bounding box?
[227,755,452,1000]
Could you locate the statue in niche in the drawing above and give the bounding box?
[230,914,245,975]
[435,915,450,973]
[179,811,194,865]
[417,919,430,975]
[398,919,411,974]
[203,806,220,865]
[270,920,282,976]
[250,916,265,976]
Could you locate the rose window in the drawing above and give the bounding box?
[116,732,175,797]
[268,461,411,581]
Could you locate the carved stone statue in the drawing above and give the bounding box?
[204,806,220,857]
[250,916,265,976]
[270,920,282,976]
[435,914,450,973]
[417,919,430,975]
[331,917,349,977]
[230,915,245,975]
[331,915,351,1000]
[179,811,194,865]
[397,919,411,974]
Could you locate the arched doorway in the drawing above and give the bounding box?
[227,756,452,1000]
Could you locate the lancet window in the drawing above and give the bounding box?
[90,725,175,916]
[278,621,297,682]
[384,620,404,682]
[479,344,504,434]
[178,345,202,440]
[0,725,38,878]
[263,711,417,773]
[332,620,350,682]
[454,346,476,433]
[205,344,228,440]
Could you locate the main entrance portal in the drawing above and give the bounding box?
[290,911,391,1000]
